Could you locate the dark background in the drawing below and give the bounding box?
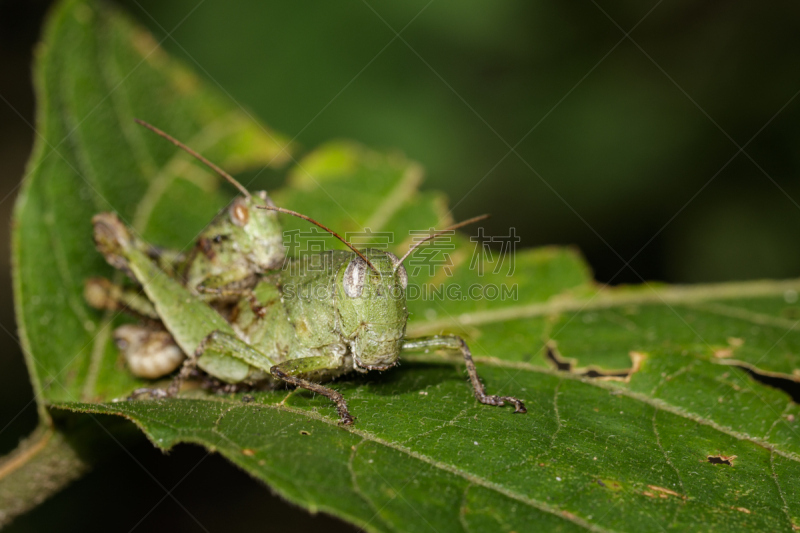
[2,0,800,531]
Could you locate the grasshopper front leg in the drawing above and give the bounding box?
[84,277,160,320]
[401,335,527,414]
[270,357,354,425]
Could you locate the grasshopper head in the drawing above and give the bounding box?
[186,192,285,285]
[131,120,286,284]
[337,250,409,371]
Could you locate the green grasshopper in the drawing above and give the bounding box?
[85,120,287,377]
[89,124,527,425]
[89,122,286,297]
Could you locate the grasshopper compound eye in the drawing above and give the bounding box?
[229,197,250,227]
[343,256,367,298]
[386,252,408,290]
[396,265,408,289]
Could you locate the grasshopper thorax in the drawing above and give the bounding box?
[337,250,408,372]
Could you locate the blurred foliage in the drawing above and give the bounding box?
[2,0,800,531]
[11,4,800,529]
[118,0,800,284]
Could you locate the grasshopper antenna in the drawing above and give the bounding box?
[134,118,252,200]
[258,205,378,273]
[395,214,490,268]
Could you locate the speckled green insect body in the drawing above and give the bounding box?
[86,121,527,425]
[232,250,409,375]
[84,191,284,378]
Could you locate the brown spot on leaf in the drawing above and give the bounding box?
[597,479,623,492]
[733,507,751,514]
[648,485,684,499]
[708,455,737,466]
[545,343,644,382]
[300,430,311,436]
[242,448,256,456]
[714,349,733,359]
[716,360,800,402]
[546,342,571,371]
[727,337,744,347]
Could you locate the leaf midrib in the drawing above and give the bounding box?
[408,278,800,335]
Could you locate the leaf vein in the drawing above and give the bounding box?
[652,407,686,527]
[407,279,800,336]
[364,163,424,233]
[131,110,244,234]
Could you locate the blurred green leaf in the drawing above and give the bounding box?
[9,0,800,531]
[12,0,291,408]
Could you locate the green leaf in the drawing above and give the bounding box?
[13,0,291,408]
[10,0,800,531]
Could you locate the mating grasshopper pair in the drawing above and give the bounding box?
[85,120,526,425]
